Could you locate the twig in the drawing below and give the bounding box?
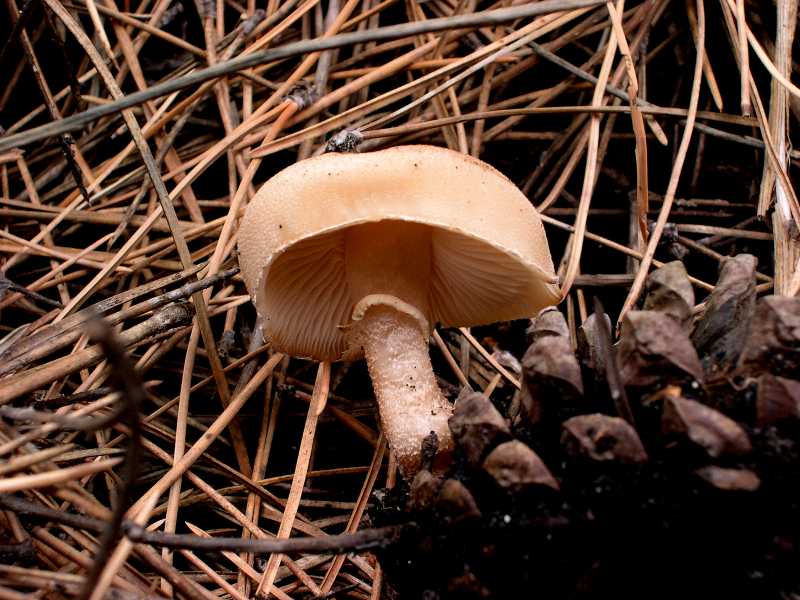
[0,264,213,373]
[0,303,194,405]
[0,0,40,67]
[0,273,62,308]
[0,493,408,554]
[77,320,145,600]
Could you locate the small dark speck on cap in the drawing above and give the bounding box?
[278,224,283,229]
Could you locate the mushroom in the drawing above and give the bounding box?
[238,145,559,477]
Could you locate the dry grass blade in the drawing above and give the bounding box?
[0,459,122,494]
[606,1,648,243]
[0,0,611,152]
[319,435,387,593]
[256,362,330,596]
[558,3,619,297]
[87,354,283,599]
[618,0,706,325]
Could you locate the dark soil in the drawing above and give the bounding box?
[374,424,800,599]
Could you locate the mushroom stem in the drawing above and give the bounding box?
[354,302,453,478]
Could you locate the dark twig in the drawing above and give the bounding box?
[0,493,120,532]
[76,320,145,600]
[31,386,113,410]
[0,0,40,67]
[6,0,91,206]
[0,272,62,308]
[134,524,404,554]
[0,494,409,554]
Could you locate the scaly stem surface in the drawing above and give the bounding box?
[355,303,453,477]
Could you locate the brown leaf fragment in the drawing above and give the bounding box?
[577,312,612,375]
[618,311,704,388]
[526,306,570,343]
[643,261,695,329]
[662,397,751,457]
[692,254,757,366]
[737,296,800,378]
[449,390,512,465]
[410,469,441,511]
[756,374,800,426]
[695,466,761,492]
[561,414,648,464]
[520,310,583,424]
[436,479,481,521]
[483,440,559,491]
[446,568,491,599]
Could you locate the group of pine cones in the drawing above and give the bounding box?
[372,254,800,600]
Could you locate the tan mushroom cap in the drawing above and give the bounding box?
[238,144,560,361]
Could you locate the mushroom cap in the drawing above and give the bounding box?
[238,145,560,361]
